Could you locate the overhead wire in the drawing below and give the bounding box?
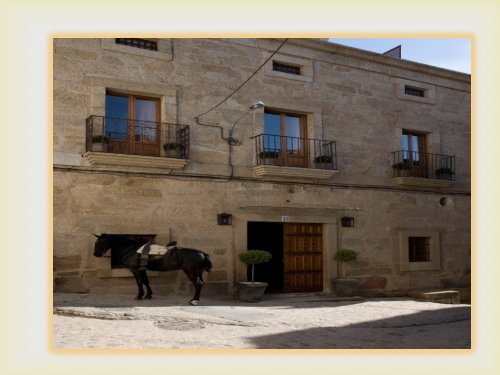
[194,38,289,121]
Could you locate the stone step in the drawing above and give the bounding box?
[408,289,461,304]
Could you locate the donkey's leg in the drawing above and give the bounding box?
[130,269,145,300]
[140,270,153,299]
[183,270,203,306]
[185,271,204,306]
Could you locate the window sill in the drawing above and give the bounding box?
[395,78,436,104]
[109,269,163,278]
[392,176,455,189]
[84,152,189,172]
[265,70,313,83]
[252,165,337,180]
[263,53,314,83]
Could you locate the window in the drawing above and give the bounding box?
[408,237,430,262]
[264,110,307,167]
[404,86,425,97]
[399,230,440,271]
[115,38,158,51]
[402,130,426,160]
[102,39,173,61]
[396,79,435,104]
[105,92,160,156]
[83,75,190,171]
[273,61,301,75]
[402,130,428,177]
[264,55,313,82]
[107,234,156,269]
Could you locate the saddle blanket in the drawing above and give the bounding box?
[136,243,176,256]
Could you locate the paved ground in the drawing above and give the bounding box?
[52,292,471,349]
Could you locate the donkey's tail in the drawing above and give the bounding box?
[203,253,213,272]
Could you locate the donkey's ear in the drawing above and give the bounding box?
[93,233,101,238]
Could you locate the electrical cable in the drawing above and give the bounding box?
[194,38,289,120]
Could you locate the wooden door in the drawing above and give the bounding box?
[283,223,323,293]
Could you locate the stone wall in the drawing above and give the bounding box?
[53,169,470,296]
[53,38,471,296]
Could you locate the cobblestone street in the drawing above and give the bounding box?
[53,293,471,350]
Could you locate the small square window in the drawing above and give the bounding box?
[399,230,440,271]
[408,237,430,262]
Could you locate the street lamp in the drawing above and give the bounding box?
[227,100,265,145]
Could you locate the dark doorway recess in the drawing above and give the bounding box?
[247,222,284,293]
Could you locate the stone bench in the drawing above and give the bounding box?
[408,289,461,304]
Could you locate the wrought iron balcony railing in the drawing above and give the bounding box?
[252,134,337,170]
[85,115,189,159]
[391,150,456,180]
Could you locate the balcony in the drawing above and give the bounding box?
[84,115,189,171]
[391,150,456,189]
[251,134,338,180]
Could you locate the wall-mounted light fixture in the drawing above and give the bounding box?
[341,216,354,227]
[217,213,232,225]
[227,100,265,145]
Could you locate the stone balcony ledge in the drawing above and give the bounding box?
[252,165,338,181]
[84,152,189,172]
[392,176,455,189]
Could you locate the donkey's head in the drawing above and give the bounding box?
[93,233,111,257]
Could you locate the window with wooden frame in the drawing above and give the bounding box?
[264,110,308,167]
[105,91,161,157]
[402,129,428,177]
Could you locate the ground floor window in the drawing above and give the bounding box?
[399,230,440,271]
[106,234,156,269]
[408,237,430,262]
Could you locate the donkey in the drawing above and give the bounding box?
[93,234,212,305]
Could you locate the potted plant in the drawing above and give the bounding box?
[259,151,280,166]
[435,167,454,180]
[237,250,272,302]
[392,161,412,177]
[92,135,110,152]
[163,142,185,158]
[314,155,332,169]
[332,249,360,297]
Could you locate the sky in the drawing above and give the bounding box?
[330,38,471,74]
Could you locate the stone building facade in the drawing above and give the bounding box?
[53,38,471,298]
